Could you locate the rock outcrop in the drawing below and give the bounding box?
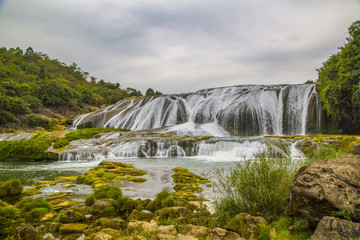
[310,216,360,240]
[285,155,360,226]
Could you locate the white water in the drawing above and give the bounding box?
[0,133,35,141]
[71,84,320,137]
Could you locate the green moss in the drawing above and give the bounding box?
[63,184,75,188]
[0,179,23,204]
[194,136,213,141]
[23,188,42,196]
[16,198,53,222]
[54,175,78,181]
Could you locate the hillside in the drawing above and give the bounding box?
[0,47,152,132]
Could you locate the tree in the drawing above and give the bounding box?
[316,20,360,132]
[145,88,155,96]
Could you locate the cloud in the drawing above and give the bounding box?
[0,0,359,93]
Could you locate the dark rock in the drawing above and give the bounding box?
[349,142,360,155]
[16,224,36,240]
[311,216,360,240]
[285,155,360,227]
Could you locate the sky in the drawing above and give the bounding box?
[0,0,359,94]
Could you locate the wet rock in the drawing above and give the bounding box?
[295,139,318,157]
[310,216,360,240]
[207,228,243,240]
[128,209,154,222]
[23,187,41,196]
[58,209,85,223]
[225,213,268,239]
[16,224,36,240]
[59,223,88,234]
[285,155,360,226]
[97,217,127,229]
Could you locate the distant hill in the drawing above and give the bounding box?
[0,47,152,132]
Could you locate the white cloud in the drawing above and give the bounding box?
[0,0,359,93]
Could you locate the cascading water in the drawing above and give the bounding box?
[60,84,320,161]
[71,84,320,136]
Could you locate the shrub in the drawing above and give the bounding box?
[213,156,294,224]
[0,179,23,204]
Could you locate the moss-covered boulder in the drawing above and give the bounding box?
[15,224,36,240]
[59,223,88,234]
[97,217,127,230]
[224,213,268,239]
[0,179,23,204]
[156,207,192,220]
[58,209,85,223]
[91,198,118,218]
[23,188,42,196]
[127,209,154,222]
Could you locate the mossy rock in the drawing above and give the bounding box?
[97,217,127,230]
[156,207,192,220]
[54,176,78,181]
[171,191,208,202]
[173,183,203,193]
[34,181,56,186]
[63,184,75,188]
[44,192,69,201]
[23,188,42,196]
[50,199,78,211]
[194,136,213,141]
[127,209,154,222]
[58,209,85,223]
[59,223,88,234]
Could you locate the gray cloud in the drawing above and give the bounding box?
[0,0,359,94]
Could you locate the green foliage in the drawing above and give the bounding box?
[0,179,23,204]
[307,144,339,163]
[0,205,20,235]
[16,198,53,221]
[0,46,158,128]
[147,190,170,212]
[316,20,360,132]
[331,209,352,221]
[213,156,294,224]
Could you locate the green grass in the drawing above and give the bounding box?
[213,156,295,224]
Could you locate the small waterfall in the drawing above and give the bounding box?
[71,84,320,136]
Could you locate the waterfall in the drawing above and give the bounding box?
[71,84,320,136]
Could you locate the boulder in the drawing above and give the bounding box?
[59,223,88,234]
[349,142,360,155]
[285,155,360,226]
[225,213,268,240]
[156,207,192,220]
[94,233,114,240]
[176,234,198,240]
[158,225,177,235]
[206,228,243,240]
[127,209,154,222]
[92,198,117,217]
[16,224,36,240]
[310,216,360,240]
[58,209,85,223]
[187,225,211,239]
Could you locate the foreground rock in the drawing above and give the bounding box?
[311,217,360,240]
[285,155,360,226]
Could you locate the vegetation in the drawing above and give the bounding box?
[0,47,162,131]
[316,20,360,133]
[213,156,294,223]
[0,179,23,204]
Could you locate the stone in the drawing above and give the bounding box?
[187,225,211,239]
[158,225,177,235]
[58,209,85,223]
[16,224,36,240]
[59,223,88,234]
[128,209,154,222]
[23,187,42,196]
[156,207,192,220]
[176,234,198,240]
[207,228,243,240]
[310,216,360,240]
[92,198,117,217]
[94,233,114,240]
[225,213,268,240]
[285,155,360,226]
[349,142,360,155]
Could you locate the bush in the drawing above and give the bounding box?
[0,179,23,204]
[213,156,294,224]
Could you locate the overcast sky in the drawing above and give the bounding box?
[0,0,359,94]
